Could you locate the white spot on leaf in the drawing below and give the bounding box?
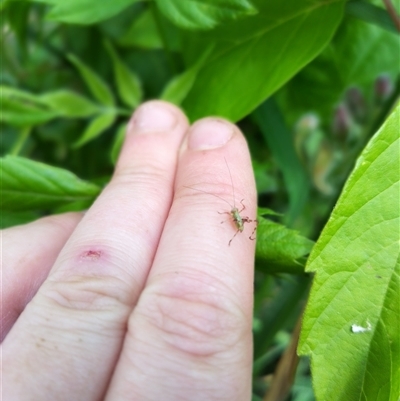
[351,321,371,333]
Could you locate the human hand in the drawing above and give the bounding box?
[2,101,257,401]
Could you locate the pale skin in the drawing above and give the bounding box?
[2,101,257,401]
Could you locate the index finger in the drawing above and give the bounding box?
[107,118,257,400]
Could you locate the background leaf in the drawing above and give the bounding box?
[253,99,311,224]
[67,54,115,107]
[1,97,58,127]
[181,0,346,122]
[346,0,398,33]
[155,0,257,30]
[4,1,31,54]
[111,122,128,165]
[1,86,58,127]
[46,0,140,24]
[255,215,315,274]
[0,0,9,11]
[160,45,213,105]
[118,9,163,49]
[73,112,116,148]
[299,105,400,401]
[39,90,100,117]
[253,275,311,362]
[280,15,400,124]
[9,127,31,156]
[1,155,101,211]
[0,210,39,229]
[105,40,142,108]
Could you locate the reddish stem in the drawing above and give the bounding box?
[383,0,400,31]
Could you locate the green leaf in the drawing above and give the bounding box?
[0,0,9,11]
[346,0,398,33]
[111,122,128,165]
[1,155,101,212]
[10,127,31,156]
[53,200,95,214]
[332,14,400,88]
[104,40,142,108]
[253,98,311,224]
[255,216,315,274]
[155,0,258,30]
[182,0,346,122]
[1,86,100,126]
[1,85,45,104]
[1,97,58,127]
[299,104,400,400]
[258,207,281,217]
[8,0,57,3]
[68,54,115,107]
[160,45,213,105]
[73,112,116,148]
[45,0,140,24]
[0,210,39,229]
[280,15,400,124]
[5,1,31,54]
[39,90,99,118]
[1,86,58,127]
[119,9,163,49]
[253,275,311,358]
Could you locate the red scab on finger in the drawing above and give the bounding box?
[80,249,103,261]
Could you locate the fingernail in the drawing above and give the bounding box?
[189,119,233,150]
[128,102,177,134]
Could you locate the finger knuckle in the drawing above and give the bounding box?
[135,272,247,358]
[41,272,134,315]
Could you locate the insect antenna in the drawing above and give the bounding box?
[183,185,232,208]
[224,157,236,208]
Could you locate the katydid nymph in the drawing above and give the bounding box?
[185,158,258,246]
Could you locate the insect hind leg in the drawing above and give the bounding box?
[249,219,258,241]
[228,229,241,246]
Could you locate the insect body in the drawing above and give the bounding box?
[219,198,257,246]
[185,158,257,246]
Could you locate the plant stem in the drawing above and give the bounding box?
[115,108,133,117]
[383,0,400,31]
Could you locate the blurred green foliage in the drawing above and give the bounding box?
[1,0,399,399]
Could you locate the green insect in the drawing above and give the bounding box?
[219,198,257,246]
[186,158,257,246]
